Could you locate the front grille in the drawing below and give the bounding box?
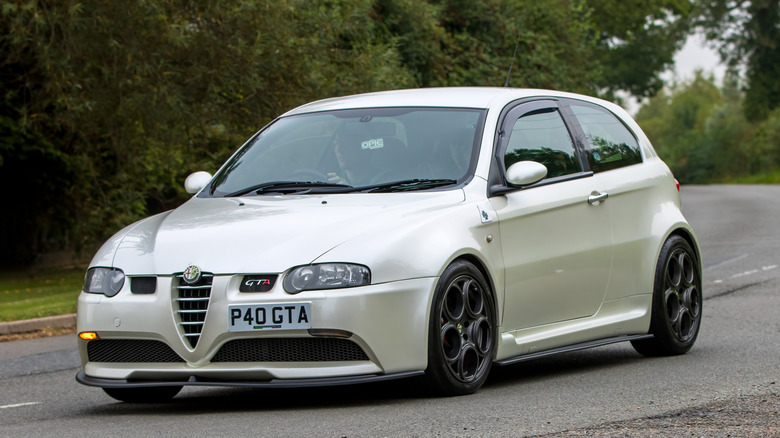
[87,339,185,363]
[211,338,369,362]
[174,272,213,348]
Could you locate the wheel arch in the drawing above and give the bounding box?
[445,253,501,358]
[667,227,703,278]
[450,254,497,306]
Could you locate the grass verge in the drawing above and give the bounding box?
[0,268,84,322]
[728,171,780,184]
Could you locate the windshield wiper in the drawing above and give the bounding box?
[359,179,458,193]
[226,181,352,197]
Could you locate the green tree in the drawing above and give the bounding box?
[0,0,414,265]
[587,0,694,98]
[745,107,780,174]
[636,72,724,182]
[634,73,777,183]
[374,0,695,96]
[698,0,780,121]
[0,0,703,266]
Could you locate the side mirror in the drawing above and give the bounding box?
[184,171,212,194]
[505,161,547,187]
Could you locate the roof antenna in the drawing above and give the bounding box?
[504,25,524,87]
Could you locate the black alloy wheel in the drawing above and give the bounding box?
[632,235,702,356]
[425,260,495,395]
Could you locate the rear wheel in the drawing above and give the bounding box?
[424,260,495,396]
[102,386,182,403]
[632,235,702,356]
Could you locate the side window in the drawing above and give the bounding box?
[505,108,581,179]
[569,104,642,172]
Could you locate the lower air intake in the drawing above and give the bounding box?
[211,338,369,362]
[87,339,185,363]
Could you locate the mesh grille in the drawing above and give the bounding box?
[175,273,213,348]
[87,339,185,363]
[211,338,369,362]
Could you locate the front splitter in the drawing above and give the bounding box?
[76,369,424,389]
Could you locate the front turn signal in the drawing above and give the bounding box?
[79,332,99,341]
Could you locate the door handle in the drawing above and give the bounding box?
[588,191,608,205]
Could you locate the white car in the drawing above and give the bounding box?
[76,87,702,402]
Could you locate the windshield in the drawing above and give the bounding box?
[205,107,486,197]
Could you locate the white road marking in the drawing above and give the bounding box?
[705,253,749,271]
[710,263,777,284]
[0,402,40,409]
[732,270,758,278]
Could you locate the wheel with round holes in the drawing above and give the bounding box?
[632,235,702,356]
[424,260,495,395]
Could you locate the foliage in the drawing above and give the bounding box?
[587,0,694,98]
[635,72,780,184]
[744,106,780,174]
[0,0,700,266]
[697,0,780,121]
[373,0,694,95]
[0,0,412,265]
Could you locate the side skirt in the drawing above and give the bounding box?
[494,334,653,367]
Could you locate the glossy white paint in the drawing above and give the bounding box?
[77,87,700,388]
[505,161,548,186]
[184,171,212,194]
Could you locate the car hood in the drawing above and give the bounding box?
[97,191,465,275]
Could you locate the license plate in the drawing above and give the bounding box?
[228,303,311,332]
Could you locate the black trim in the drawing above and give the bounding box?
[488,99,587,197]
[489,171,594,196]
[494,334,653,367]
[130,277,157,294]
[76,370,425,389]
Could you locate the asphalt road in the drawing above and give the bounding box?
[1,185,778,437]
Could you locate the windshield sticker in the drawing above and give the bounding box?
[361,138,384,150]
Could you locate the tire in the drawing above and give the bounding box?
[424,260,496,396]
[102,386,183,403]
[632,235,702,357]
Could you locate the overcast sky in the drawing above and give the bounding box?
[665,33,726,82]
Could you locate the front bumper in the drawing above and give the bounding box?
[77,276,436,386]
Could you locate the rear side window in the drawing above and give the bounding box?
[505,109,581,179]
[570,104,642,172]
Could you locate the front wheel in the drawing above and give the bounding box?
[102,386,182,403]
[424,260,495,396]
[632,235,702,356]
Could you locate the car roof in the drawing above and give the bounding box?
[281,87,623,116]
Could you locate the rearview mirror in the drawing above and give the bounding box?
[184,171,212,194]
[505,161,547,187]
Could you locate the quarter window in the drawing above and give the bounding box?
[505,109,581,179]
[570,104,642,172]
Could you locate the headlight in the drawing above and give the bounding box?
[283,263,370,294]
[84,267,125,297]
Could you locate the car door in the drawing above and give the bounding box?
[489,100,613,331]
[564,100,662,303]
